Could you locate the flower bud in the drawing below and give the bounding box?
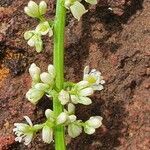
[26,88,44,104]
[68,103,75,114]
[86,116,103,128]
[56,112,68,125]
[42,125,53,143]
[68,115,76,123]
[58,90,70,105]
[34,83,50,91]
[48,64,55,78]
[29,63,41,80]
[40,72,53,84]
[45,109,54,120]
[64,0,72,9]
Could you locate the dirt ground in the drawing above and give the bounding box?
[0,0,150,149]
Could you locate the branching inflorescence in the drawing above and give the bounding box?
[13,0,105,149]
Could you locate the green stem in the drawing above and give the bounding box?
[53,0,66,150]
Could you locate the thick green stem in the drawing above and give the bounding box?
[53,0,66,150]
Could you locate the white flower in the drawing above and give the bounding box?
[70,81,93,105]
[29,63,41,83]
[26,88,44,104]
[42,125,53,143]
[68,123,82,138]
[58,90,70,105]
[84,116,103,134]
[35,21,53,36]
[85,0,97,5]
[83,66,105,91]
[13,116,34,145]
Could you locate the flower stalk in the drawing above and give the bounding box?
[13,0,104,149]
[53,0,66,149]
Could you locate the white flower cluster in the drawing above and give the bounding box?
[24,1,53,52]
[14,64,104,145]
[26,64,105,106]
[24,0,98,52]
[64,0,97,20]
[26,63,55,104]
[14,105,103,145]
[59,66,105,105]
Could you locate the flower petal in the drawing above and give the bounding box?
[70,95,79,104]
[35,21,50,35]
[24,133,33,145]
[83,66,89,76]
[84,126,95,134]
[39,1,47,15]
[79,87,93,96]
[70,1,88,21]
[27,1,39,17]
[68,124,82,138]
[85,0,97,5]
[78,96,92,105]
[24,31,34,40]
[24,116,33,126]
[76,80,89,90]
